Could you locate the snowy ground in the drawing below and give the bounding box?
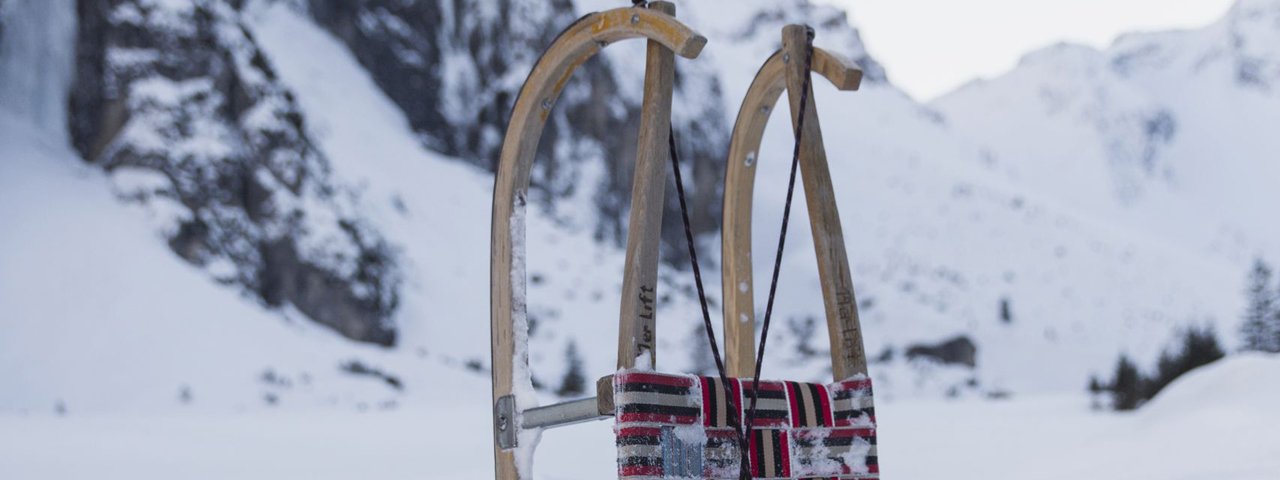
[2,354,1278,480]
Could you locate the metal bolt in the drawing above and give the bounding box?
[631,14,639,24]
[745,152,756,167]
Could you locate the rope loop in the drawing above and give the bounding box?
[668,25,817,480]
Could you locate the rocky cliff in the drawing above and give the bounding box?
[61,0,739,344]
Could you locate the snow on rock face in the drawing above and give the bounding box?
[305,0,731,251]
[0,0,76,136]
[1222,0,1280,90]
[687,0,886,84]
[67,0,401,345]
[939,41,1181,205]
[0,110,414,414]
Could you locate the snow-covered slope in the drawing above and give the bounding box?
[2,349,1275,479]
[0,108,404,413]
[3,0,1278,477]
[935,0,1280,262]
[2,0,1260,415]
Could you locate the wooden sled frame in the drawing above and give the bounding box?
[721,26,868,381]
[490,3,705,479]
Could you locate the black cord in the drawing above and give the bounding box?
[739,28,816,480]
[667,125,749,459]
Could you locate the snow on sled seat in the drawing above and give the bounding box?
[614,371,878,479]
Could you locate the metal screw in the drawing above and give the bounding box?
[783,52,791,63]
[497,414,509,431]
[631,14,639,24]
[745,152,756,167]
[541,98,551,110]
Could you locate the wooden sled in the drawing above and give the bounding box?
[720,25,868,381]
[489,2,705,479]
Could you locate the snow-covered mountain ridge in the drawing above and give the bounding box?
[935,0,1280,262]
[0,0,1272,415]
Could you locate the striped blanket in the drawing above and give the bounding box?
[614,372,878,479]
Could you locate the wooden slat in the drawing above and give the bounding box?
[490,4,703,479]
[781,25,867,380]
[616,1,676,370]
[596,375,616,415]
[720,26,867,380]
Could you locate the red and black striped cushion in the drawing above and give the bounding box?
[614,372,878,479]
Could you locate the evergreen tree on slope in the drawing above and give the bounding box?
[1241,258,1278,353]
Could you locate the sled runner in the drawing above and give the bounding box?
[489,2,705,479]
[720,26,867,381]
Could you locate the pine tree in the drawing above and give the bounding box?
[1240,258,1278,352]
[1110,354,1142,411]
[1274,278,1280,351]
[1142,325,1225,400]
[1182,325,1226,366]
[556,340,586,397]
[1086,374,1106,410]
[1102,324,1226,411]
[1087,375,1104,394]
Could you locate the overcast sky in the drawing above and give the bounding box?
[819,0,1238,101]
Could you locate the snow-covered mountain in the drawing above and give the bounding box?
[935,0,1280,262]
[0,0,1272,419]
[668,0,1240,397]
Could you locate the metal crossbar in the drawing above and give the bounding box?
[494,383,614,450]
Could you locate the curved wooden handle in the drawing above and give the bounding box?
[490,3,703,479]
[721,26,867,381]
